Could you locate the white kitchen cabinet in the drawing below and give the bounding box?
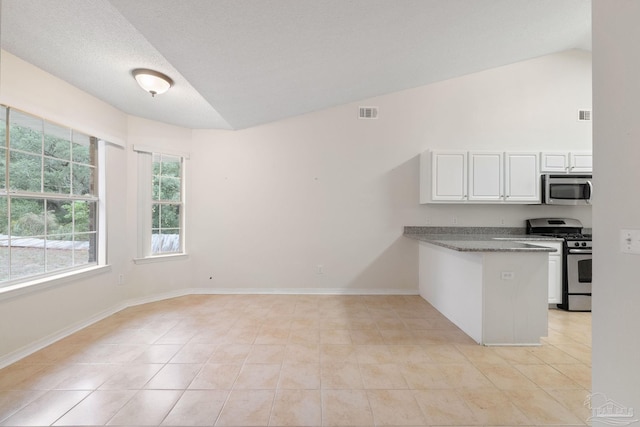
[548,252,562,304]
[422,150,539,204]
[469,152,503,201]
[540,152,569,173]
[569,152,593,173]
[421,150,467,202]
[541,152,592,173]
[504,152,540,202]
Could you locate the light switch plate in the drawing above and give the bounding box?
[621,229,640,254]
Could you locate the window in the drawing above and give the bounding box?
[152,153,183,254]
[0,106,99,286]
[135,147,186,259]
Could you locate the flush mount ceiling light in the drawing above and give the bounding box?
[132,68,173,97]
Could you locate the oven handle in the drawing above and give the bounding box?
[568,248,592,255]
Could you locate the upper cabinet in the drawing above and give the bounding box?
[469,152,503,202]
[421,150,467,202]
[504,152,541,202]
[541,151,592,173]
[421,150,540,204]
[569,152,593,173]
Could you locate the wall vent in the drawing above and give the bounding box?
[359,106,378,119]
[578,109,592,121]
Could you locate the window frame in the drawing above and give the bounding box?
[134,145,188,262]
[0,105,105,289]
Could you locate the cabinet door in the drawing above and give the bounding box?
[430,151,467,201]
[541,152,569,173]
[504,152,540,203]
[468,152,502,201]
[569,152,593,173]
[548,255,562,304]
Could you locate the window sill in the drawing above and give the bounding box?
[0,265,112,302]
[133,253,189,265]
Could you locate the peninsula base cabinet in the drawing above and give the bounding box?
[518,240,563,304]
[418,241,548,345]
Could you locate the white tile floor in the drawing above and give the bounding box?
[0,294,592,426]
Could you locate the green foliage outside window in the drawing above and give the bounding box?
[150,154,182,254]
[0,106,98,283]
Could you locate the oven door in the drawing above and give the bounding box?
[566,249,592,294]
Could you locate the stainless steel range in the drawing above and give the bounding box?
[526,218,592,312]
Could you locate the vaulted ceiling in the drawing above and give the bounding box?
[0,0,591,130]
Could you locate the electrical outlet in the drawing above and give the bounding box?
[425,217,431,225]
[317,265,324,275]
[118,274,125,285]
[500,218,505,226]
[501,271,515,280]
[452,216,458,225]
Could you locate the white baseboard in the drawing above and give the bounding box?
[187,287,419,296]
[0,302,127,369]
[124,288,196,307]
[0,287,418,368]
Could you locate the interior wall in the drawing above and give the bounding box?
[0,53,197,363]
[592,1,640,420]
[413,48,593,228]
[123,115,195,300]
[190,119,421,293]
[0,52,130,361]
[0,51,127,146]
[189,50,593,293]
[0,47,594,362]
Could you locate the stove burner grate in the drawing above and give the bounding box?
[538,232,591,241]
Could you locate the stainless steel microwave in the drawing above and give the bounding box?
[542,174,593,205]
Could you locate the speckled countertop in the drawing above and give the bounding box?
[403,226,562,253]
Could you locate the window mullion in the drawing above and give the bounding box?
[7,191,97,202]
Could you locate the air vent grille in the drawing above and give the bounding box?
[359,107,378,119]
[578,109,592,121]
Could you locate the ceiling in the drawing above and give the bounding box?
[0,0,591,130]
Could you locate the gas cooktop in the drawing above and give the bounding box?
[541,233,592,241]
[526,218,587,238]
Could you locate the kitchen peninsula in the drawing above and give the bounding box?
[404,227,559,346]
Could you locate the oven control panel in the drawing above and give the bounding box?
[568,241,592,249]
